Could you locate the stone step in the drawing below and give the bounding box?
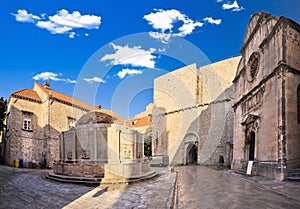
[101,171,159,185]
[234,170,247,176]
[287,176,300,182]
[288,168,300,178]
[48,172,104,180]
[288,172,300,177]
[46,172,102,185]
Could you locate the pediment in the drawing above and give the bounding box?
[243,13,261,44]
[243,12,267,45]
[242,12,278,51]
[241,114,260,126]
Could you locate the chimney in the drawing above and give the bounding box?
[96,105,102,110]
[43,82,50,89]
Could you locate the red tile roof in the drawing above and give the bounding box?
[12,88,42,103]
[129,116,151,128]
[35,82,95,111]
[11,83,95,111]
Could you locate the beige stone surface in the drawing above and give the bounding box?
[4,83,93,167]
[152,57,240,166]
[232,12,300,180]
[133,103,154,118]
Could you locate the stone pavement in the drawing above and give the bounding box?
[1,164,300,209]
[0,165,176,209]
[175,165,300,209]
[63,167,176,209]
[0,165,94,209]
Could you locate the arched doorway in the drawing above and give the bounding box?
[248,132,255,161]
[186,143,197,165]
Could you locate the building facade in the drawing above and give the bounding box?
[3,82,96,167]
[152,57,240,166]
[231,12,300,180]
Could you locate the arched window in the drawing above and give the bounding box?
[298,84,300,124]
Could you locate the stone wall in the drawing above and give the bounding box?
[5,83,90,167]
[285,21,300,165]
[285,72,300,162]
[152,57,240,166]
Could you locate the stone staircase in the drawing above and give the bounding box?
[287,168,300,181]
[46,172,103,185]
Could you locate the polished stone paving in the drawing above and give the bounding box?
[0,165,94,209]
[176,166,300,209]
[64,167,176,209]
[0,165,300,209]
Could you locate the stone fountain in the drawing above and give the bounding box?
[47,110,157,185]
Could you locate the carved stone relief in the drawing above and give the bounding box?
[242,85,265,115]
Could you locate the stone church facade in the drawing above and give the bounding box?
[152,57,240,166]
[3,82,96,167]
[231,12,300,180]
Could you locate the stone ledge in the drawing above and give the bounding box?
[101,170,159,185]
[46,172,102,185]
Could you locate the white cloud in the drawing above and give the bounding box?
[176,20,203,37]
[149,32,172,44]
[36,21,72,34]
[48,9,101,30]
[144,9,210,43]
[69,32,76,39]
[203,17,222,25]
[216,0,223,2]
[12,9,101,38]
[144,9,185,33]
[222,1,244,11]
[41,13,47,19]
[158,48,167,53]
[66,79,76,84]
[83,76,106,84]
[11,9,41,23]
[85,33,90,37]
[33,72,59,81]
[33,72,76,83]
[101,43,156,68]
[117,69,143,79]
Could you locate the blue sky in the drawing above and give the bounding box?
[0,0,299,118]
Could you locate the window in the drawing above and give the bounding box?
[298,85,300,124]
[68,117,76,129]
[247,52,260,82]
[23,112,32,130]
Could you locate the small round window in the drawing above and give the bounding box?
[247,52,260,81]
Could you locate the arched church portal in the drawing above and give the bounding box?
[248,132,255,161]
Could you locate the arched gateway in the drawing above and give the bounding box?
[186,143,197,165]
[183,133,199,165]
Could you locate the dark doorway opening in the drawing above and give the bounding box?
[249,132,255,161]
[186,143,197,165]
